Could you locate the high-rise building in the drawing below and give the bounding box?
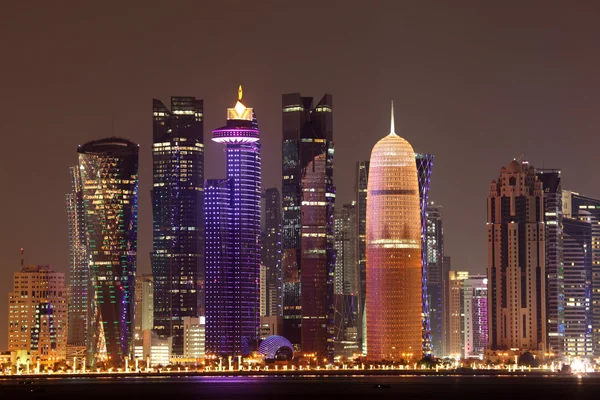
[366,103,422,362]
[281,92,334,349]
[262,188,282,317]
[334,203,357,296]
[563,190,600,357]
[442,256,452,355]
[562,217,593,357]
[536,169,564,355]
[487,160,545,352]
[78,137,139,366]
[135,275,154,340]
[425,202,444,356]
[301,153,335,362]
[260,264,268,317]
[205,87,261,357]
[151,97,204,356]
[66,166,88,346]
[355,161,369,355]
[183,316,205,360]
[8,265,67,364]
[463,274,488,359]
[448,270,468,358]
[416,153,434,356]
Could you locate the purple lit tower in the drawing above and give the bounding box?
[205,86,261,357]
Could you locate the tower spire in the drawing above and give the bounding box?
[390,100,396,136]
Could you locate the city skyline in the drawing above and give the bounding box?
[1,2,600,350]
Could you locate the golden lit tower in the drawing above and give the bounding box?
[366,102,422,361]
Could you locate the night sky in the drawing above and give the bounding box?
[1,1,600,348]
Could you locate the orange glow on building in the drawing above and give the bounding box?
[366,102,422,361]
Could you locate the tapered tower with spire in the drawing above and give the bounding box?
[366,102,423,361]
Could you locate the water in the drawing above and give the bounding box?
[0,374,598,399]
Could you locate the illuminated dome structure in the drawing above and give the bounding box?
[258,335,294,361]
[366,102,422,362]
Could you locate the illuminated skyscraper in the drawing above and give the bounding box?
[416,154,434,355]
[205,87,261,357]
[463,274,488,359]
[536,169,564,355]
[355,161,369,354]
[425,203,444,356]
[151,97,204,356]
[366,103,422,361]
[262,188,282,317]
[281,93,334,349]
[448,270,468,357]
[66,166,88,346]
[78,137,139,366]
[487,160,545,352]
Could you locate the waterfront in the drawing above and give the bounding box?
[0,374,598,400]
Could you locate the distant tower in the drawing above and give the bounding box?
[78,137,139,366]
[463,274,488,358]
[262,188,283,317]
[425,203,444,356]
[355,161,369,354]
[205,87,261,357]
[66,166,88,346]
[366,102,422,361]
[487,160,546,351]
[151,96,204,356]
[281,93,334,349]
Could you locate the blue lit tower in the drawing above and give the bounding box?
[151,96,204,355]
[205,86,261,357]
[78,137,139,367]
[416,153,434,356]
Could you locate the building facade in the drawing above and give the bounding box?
[262,188,282,317]
[448,270,468,357]
[366,104,422,362]
[562,217,593,357]
[66,166,88,347]
[487,160,546,352]
[78,137,139,366]
[301,153,335,362]
[205,87,261,357]
[463,274,488,359]
[151,97,204,356]
[425,202,444,356]
[183,316,205,360]
[8,265,67,364]
[134,275,154,340]
[281,93,334,350]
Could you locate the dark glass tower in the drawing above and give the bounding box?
[416,153,434,356]
[151,96,204,356]
[66,165,88,346]
[77,137,139,366]
[425,203,444,356]
[205,87,261,357]
[355,161,369,355]
[262,188,282,316]
[564,191,600,357]
[536,170,564,355]
[281,93,334,350]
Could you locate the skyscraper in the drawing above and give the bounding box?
[366,103,422,362]
[355,161,369,354]
[563,190,600,357]
[8,265,67,364]
[66,166,88,346]
[448,270,468,357]
[262,188,282,317]
[562,217,593,357]
[281,93,334,349]
[134,275,154,340]
[487,160,545,352]
[205,87,261,357]
[536,169,564,355]
[78,137,139,366]
[416,153,434,356]
[425,202,444,356]
[151,96,204,356]
[334,203,357,296]
[301,153,335,361]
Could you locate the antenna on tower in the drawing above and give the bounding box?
[517,153,525,162]
[20,247,24,271]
